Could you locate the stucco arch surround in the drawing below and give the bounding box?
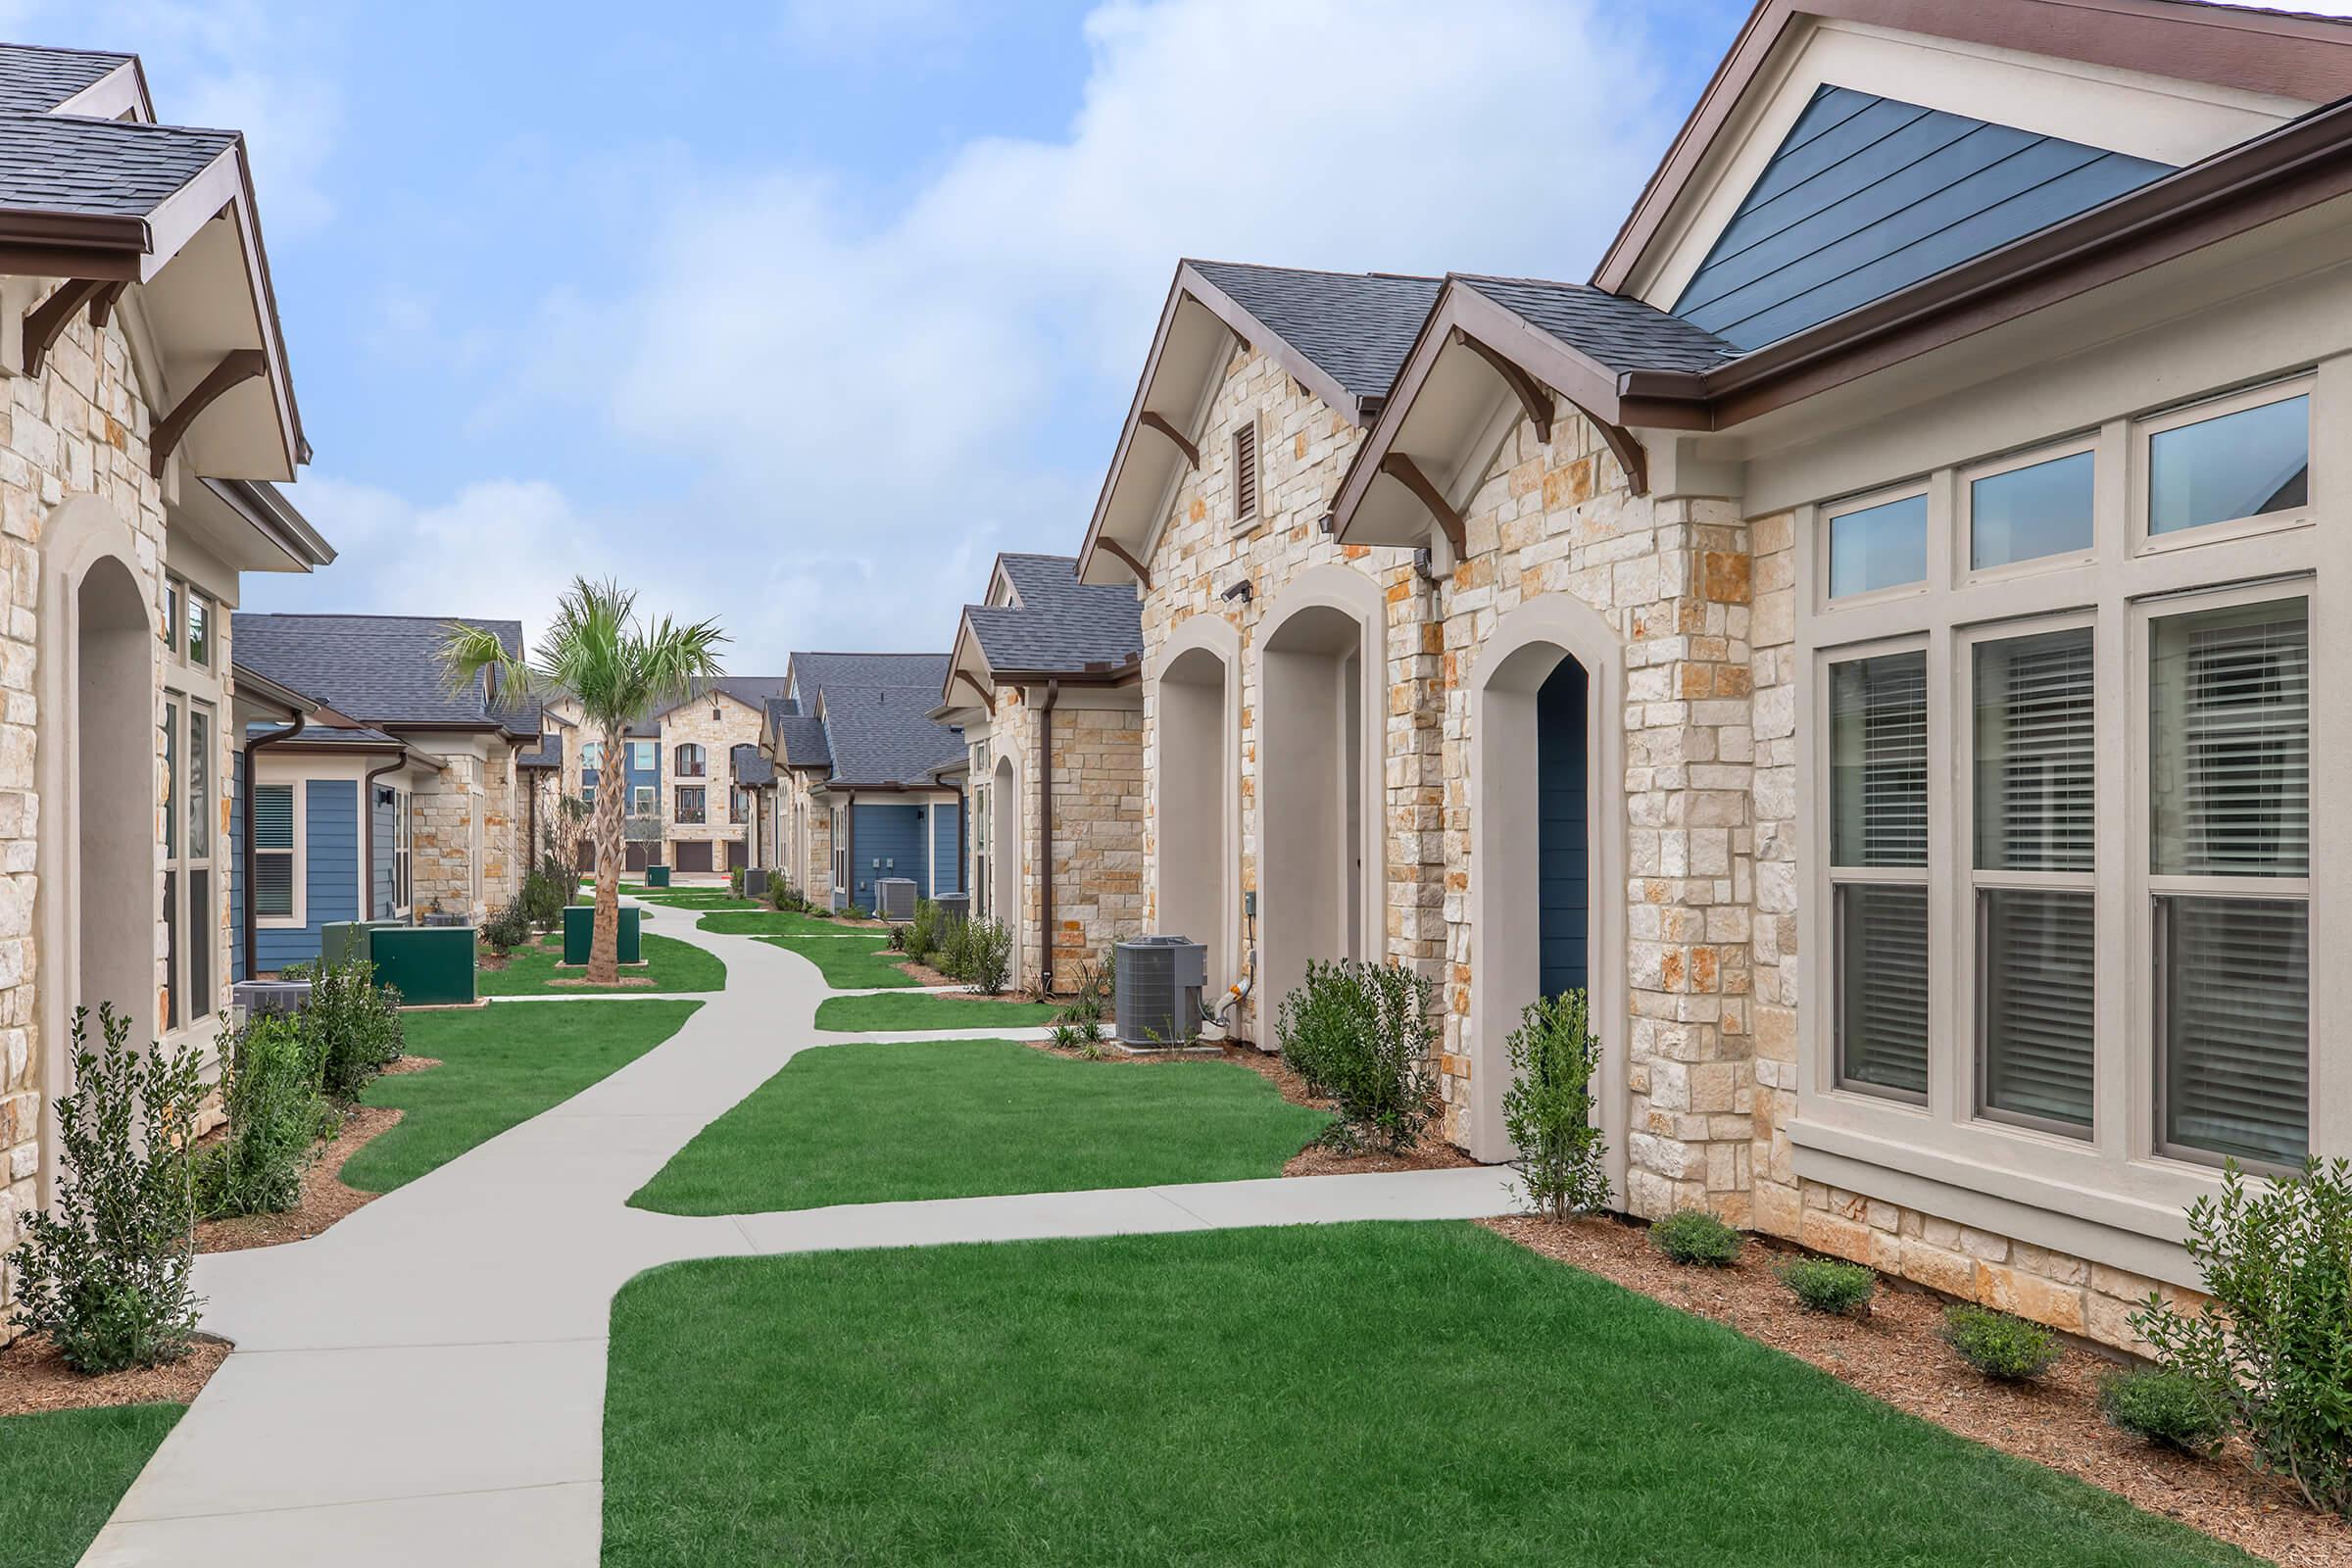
[34,495,161,1202]
[1251,563,1387,1043]
[1465,591,1628,1181]
[1149,613,1243,1008]
[987,747,1023,991]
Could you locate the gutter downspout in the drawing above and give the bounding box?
[1038,679,1058,997]
[364,753,408,922]
[241,699,307,982]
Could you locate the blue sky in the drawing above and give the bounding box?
[21,0,2299,670]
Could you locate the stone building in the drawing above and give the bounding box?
[1074,0,2352,1348]
[936,553,1144,996]
[542,677,787,877]
[229,613,542,950]
[0,44,334,1337]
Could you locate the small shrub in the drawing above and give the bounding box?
[964,918,1012,997]
[906,900,941,962]
[196,1012,325,1219]
[2135,1157,2352,1512]
[765,876,796,912]
[885,923,910,953]
[844,904,871,922]
[1648,1208,1743,1267]
[8,1004,205,1372]
[480,898,532,958]
[1942,1303,2061,1382]
[1274,959,1436,1152]
[1052,956,1113,1052]
[1777,1256,1876,1316]
[1500,990,1608,1218]
[934,917,972,982]
[295,956,406,1102]
[728,866,745,899]
[2099,1369,2230,1456]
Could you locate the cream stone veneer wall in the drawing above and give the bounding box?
[408,743,521,921]
[657,694,762,868]
[1,294,235,1342]
[967,685,1143,995]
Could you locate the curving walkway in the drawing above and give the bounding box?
[79,906,1519,1567]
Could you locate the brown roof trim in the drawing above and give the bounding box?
[1592,0,2352,296]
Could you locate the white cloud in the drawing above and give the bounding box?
[511,0,1673,660]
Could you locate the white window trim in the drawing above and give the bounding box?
[254,779,306,930]
[1820,477,1933,610]
[2130,373,2316,559]
[1957,433,2100,588]
[631,783,655,816]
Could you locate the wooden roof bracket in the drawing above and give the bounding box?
[1454,328,1554,444]
[951,668,997,713]
[149,348,267,477]
[1137,411,1200,468]
[87,280,127,330]
[1592,416,1649,498]
[23,278,102,376]
[1379,452,1468,559]
[1094,536,1154,589]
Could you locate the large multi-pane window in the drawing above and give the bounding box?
[1828,650,1928,1102]
[675,786,706,824]
[164,586,219,1027]
[2149,596,2309,1169]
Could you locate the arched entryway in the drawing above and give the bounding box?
[1255,566,1384,1036]
[1152,619,1240,1003]
[1467,595,1626,1183]
[989,752,1019,988]
[35,499,158,1202]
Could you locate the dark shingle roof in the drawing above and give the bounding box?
[0,113,234,219]
[519,728,562,770]
[231,613,537,736]
[730,743,774,788]
[789,652,950,694]
[1188,261,1443,403]
[964,554,1143,675]
[0,44,129,113]
[774,712,831,769]
[1456,275,1740,376]
[818,683,963,789]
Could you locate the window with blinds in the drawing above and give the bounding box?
[1973,627,2096,1133]
[253,783,295,920]
[1231,420,1258,524]
[2151,598,2310,1169]
[1829,650,1928,1101]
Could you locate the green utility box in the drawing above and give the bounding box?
[318,919,403,970]
[564,904,642,966]
[644,864,671,889]
[369,925,478,1006]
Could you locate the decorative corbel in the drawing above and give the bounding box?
[1378,453,1468,559]
[1592,419,1649,498]
[1453,329,1554,445]
[149,348,267,477]
[951,669,997,713]
[1094,537,1154,590]
[23,279,102,377]
[87,280,128,329]
[1137,411,1200,469]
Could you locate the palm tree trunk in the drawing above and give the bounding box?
[589,723,626,986]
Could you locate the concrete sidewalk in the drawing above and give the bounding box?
[80,912,1516,1568]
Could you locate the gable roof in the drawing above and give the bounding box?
[231,613,538,737]
[628,675,791,732]
[958,553,1144,679]
[1184,262,1444,409]
[773,711,832,770]
[815,683,962,790]
[0,44,134,114]
[729,742,774,788]
[789,651,954,694]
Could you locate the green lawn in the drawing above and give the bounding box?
[629,1038,1328,1214]
[3,1402,185,1568]
[341,1000,702,1192]
[812,991,1060,1030]
[603,1224,2256,1568]
[699,908,858,937]
[635,891,760,910]
[756,933,919,990]
[476,931,725,996]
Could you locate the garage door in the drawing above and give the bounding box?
[624,842,650,872]
[675,840,713,872]
[726,839,748,871]
[575,840,595,874]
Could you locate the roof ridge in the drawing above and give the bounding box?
[1186,257,1443,283]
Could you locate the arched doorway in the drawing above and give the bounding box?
[990,753,1019,987]
[35,501,157,1202]
[1154,634,1237,1000]
[1255,566,1384,1036]
[1467,596,1626,1182]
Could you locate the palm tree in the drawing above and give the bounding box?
[440,579,726,984]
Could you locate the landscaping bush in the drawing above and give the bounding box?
[295,956,406,1101]
[906,900,941,963]
[480,898,532,958]
[1500,989,1608,1218]
[518,864,571,930]
[2133,1156,2352,1512]
[1051,956,1112,1054]
[964,918,1012,997]
[196,1012,326,1219]
[1777,1256,1876,1316]
[935,916,974,982]
[8,1004,205,1372]
[764,876,797,912]
[2099,1369,2230,1457]
[728,866,745,899]
[844,904,872,922]
[1941,1304,2061,1382]
[1274,958,1436,1152]
[1648,1208,1743,1267]
[885,922,910,953]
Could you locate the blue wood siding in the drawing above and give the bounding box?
[255,777,359,973]
[848,803,926,906]
[1537,659,1589,1000]
[370,785,396,919]
[1674,86,2170,351]
[228,766,245,982]
[929,803,961,896]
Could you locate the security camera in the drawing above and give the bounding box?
[1219,578,1254,603]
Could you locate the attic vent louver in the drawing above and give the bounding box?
[1231,420,1258,524]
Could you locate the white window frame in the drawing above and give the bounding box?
[630,740,657,771]
[2130,374,2315,559]
[389,787,414,917]
[1958,435,2100,587]
[253,779,306,929]
[1820,478,1932,609]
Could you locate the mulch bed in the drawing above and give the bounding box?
[192,1055,440,1255]
[547,975,656,989]
[0,1334,230,1419]
[1487,1213,2350,1568]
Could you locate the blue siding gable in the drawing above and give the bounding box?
[847,803,927,906]
[254,777,359,973]
[929,803,962,897]
[1674,86,2172,351]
